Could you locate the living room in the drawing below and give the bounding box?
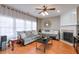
[0,4,79,54]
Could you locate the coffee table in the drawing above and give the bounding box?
[35,37,52,53]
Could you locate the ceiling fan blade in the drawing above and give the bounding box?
[36,8,43,10]
[47,8,56,10]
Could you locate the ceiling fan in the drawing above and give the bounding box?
[36,5,56,16]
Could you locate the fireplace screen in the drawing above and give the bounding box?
[63,32,73,43]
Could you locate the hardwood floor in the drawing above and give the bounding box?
[0,40,77,54]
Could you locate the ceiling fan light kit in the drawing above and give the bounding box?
[41,12,45,16]
[41,11,48,16]
[57,10,60,13]
[44,11,48,15]
[36,5,56,16]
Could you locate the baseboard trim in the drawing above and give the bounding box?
[60,39,73,46]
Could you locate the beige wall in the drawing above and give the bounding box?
[37,16,60,31]
[77,7,79,34]
[61,9,77,26]
[37,18,42,31]
[77,7,79,25]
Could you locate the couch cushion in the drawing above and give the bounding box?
[25,31,33,37]
[20,32,26,39]
[32,30,38,35]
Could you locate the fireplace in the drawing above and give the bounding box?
[63,32,74,43]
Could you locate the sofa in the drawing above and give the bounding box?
[41,29,60,39]
[17,31,38,45]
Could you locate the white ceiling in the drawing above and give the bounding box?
[6,4,79,18]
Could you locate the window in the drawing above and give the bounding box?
[32,21,37,30]
[0,15,13,36]
[16,19,25,31]
[25,20,32,31]
[0,14,37,40]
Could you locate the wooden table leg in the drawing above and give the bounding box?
[73,38,76,48]
[75,41,79,54]
[43,44,46,53]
